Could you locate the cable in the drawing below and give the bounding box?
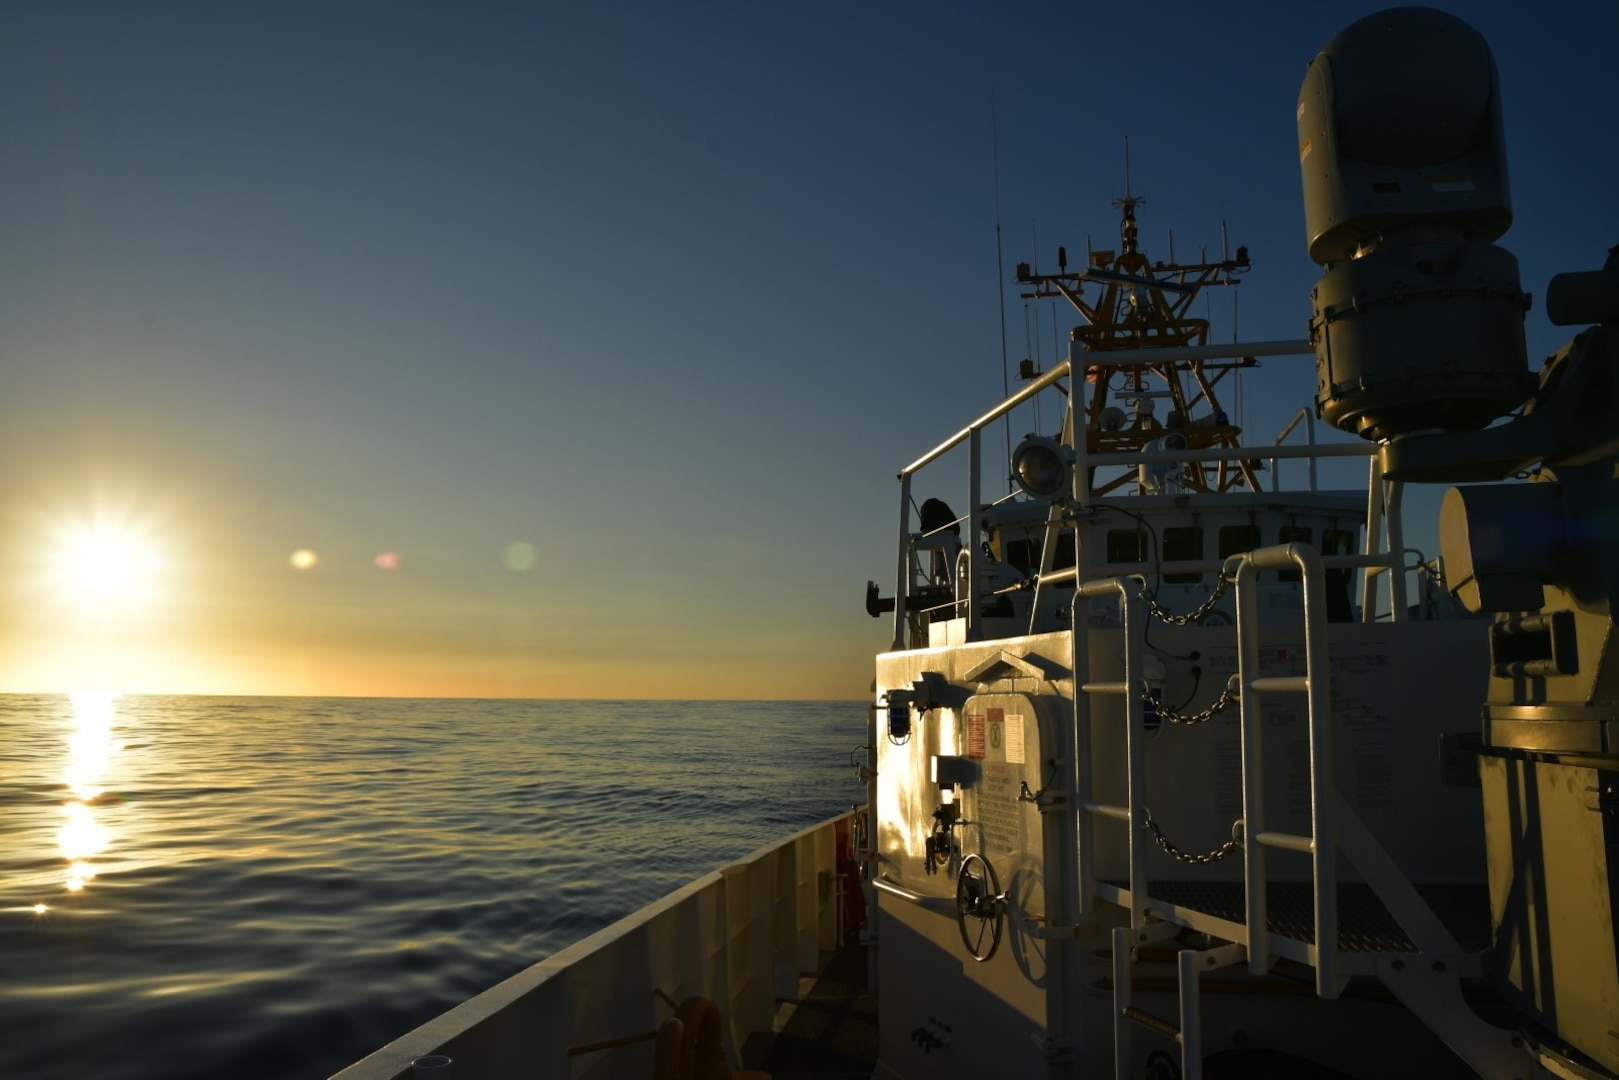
[1168,665,1203,712]
[1085,503,1202,659]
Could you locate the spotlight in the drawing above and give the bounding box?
[1011,435,1073,501]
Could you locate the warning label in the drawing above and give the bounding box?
[1004,714,1026,764]
[967,713,986,759]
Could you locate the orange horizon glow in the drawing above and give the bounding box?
[1,624,872,700]
[6,490,875,702]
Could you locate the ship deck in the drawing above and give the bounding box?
[742,938,876,1079]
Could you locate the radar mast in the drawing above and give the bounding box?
[1015,196,1256,494]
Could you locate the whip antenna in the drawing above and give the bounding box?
[990,78,1013,493]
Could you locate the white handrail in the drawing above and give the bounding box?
[1234,543,1338,997]
[1070,576,1148,927]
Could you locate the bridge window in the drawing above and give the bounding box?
[1106,528,1147,564]
[1218,524,1261,560]
[1322,528,1356,556]
[1322,528,1358,622]
[1163,526,1203,583]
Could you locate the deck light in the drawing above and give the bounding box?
[1011,435,1072,501]
[884,689,914,743]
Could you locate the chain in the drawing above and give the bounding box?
[1144,812,1243,865]
[1145,677,1240,726]
[1142,571,1233,626]
[1134,571,1242,864]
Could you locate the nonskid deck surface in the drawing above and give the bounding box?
[1109,880,1492,953]
[742,939,875,1080]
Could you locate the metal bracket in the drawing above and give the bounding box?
[1030,915,1103,940]
[1375,955,1531,1080]
[1018,780,1067,812]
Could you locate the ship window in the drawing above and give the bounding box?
[1163,526,1203,583]
[1323,528,1358,622]
[1106,528,1147,564]
[1278,525,1313,581]
[1004,538,1035,574]
[1322,528,1357,556]
[1052,530,1076,571]
[1218,524,1261,559]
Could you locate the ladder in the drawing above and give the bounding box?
[1071,545,1524,1080]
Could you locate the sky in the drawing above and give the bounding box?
[1,2,1614,700]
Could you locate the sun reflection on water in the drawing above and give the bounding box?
[59,689,120,894]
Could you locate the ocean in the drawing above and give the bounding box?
[1,694,869,1080]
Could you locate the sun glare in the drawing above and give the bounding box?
[49,522,165,618]
[58,690,119,896]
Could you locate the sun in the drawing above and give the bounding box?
[49,520,166,618]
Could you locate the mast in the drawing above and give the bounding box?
[1013,196,1256,494]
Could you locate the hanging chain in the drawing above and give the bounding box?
[1144,812,1244,865]
[1145,677,1240,726]
[1142,571,1233,627]
[1134,571,1240,723]
[1131,570,1243,862]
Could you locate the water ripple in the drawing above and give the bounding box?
[0,694,866,1080]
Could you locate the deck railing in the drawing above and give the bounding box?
[887,338,1430,648]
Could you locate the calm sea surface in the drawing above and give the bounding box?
[1,695,868,1080]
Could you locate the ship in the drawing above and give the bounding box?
[332,8,1619,1079]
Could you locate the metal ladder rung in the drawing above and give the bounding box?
[1122,1005,1178,1039]
[1252,830,1314,854]
[1112,929,1247,1080]
[1249,675,1309,692]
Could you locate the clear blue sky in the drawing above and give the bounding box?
[1,2,1613,697]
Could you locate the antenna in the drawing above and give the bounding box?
[1221,219,1230,262]
[1023,302,1040,432]
[990,77,1012,493]
[1050,303,1061,376]
[1113,135,1145,220]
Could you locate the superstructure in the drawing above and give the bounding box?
[867,7,1618,1079]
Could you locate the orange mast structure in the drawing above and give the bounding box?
[1015,194,1258,494]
